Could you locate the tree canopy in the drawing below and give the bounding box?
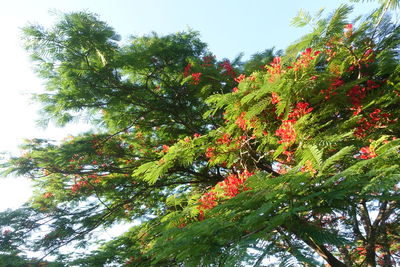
[1,2,400,266]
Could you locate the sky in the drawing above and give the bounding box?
[0,1,380,211]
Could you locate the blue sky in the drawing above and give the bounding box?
[0,0,379,210]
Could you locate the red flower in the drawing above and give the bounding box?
[218,171,253,198]
[283,150,294,162]
[332,79,344,87]
[202,55,214,67]
[267,57,282,82]
[196,170,253,219]
[345,24,353,30]
[357,146,377,159]
[275,120,297,144]
[205,147,215,158]
[220,60,236,78]
[288,102,313,119]
[369,109,382,121]
[234,74,246,83]
[191,72,202,85]
[290,48,319,71]
[218,174,241,197]
[320,77,344,100]
[300,160,317,174]
[183,63,191,77]
[43,192,54,198]
[71,180,88,193]
[276,162,288,174]
[347,85,366,110]
[354,109,392,138]
[162,145,169,153]
[344,24,353,37]
[217,133,231,145]
[364,49,373,57]
[235,112,248,131]
[366,79,379,89]
[198,191,218,210]
[271,92,280,104]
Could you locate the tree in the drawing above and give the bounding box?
[1,2,399,266]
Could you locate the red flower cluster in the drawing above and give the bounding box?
[235,112,248,131]
[357,146,377,159]
[288,102,313,119]
[217,133,231,145]
[320,77,344,100]
[201,55,214,67]
[191,72,202,85]
[354,109,392,138]
[344,24,353,38]
[267,57,282,82]
[362,49,375,65]
[364,49,373,58]
[271,92,280,104]
[275,102,312,146]
[197,171,253,220]
[71,180,88,193]
[43,192,54,198]
[275,120,296,144]
[183,63,191,77]
[300,160,317,174]
[234,74,246,83]
[205,147,215,158]
[198,191,218,210]
[162,145,170,153]
[290,48,320,71]
[347,80,380,115]
[347,85,366,115]
[88,174,101,183]
[220,60,236,78]
[197,190,218,221]
[217,171,253,197]
[282,150,294,163]
[276,162,288,174]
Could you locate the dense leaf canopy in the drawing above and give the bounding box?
[1,2,400,266]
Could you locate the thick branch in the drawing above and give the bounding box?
[289,222,347,267]
[351,204,366,243]
[359,200,372,238]
[300,236,347,267]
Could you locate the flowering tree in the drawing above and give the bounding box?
[1,2,400,266]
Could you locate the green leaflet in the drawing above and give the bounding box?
[245,99,270,119]
[321,145,354,172]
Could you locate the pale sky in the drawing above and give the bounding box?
[0,0,379,211]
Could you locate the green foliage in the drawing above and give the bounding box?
[1,2,400,266]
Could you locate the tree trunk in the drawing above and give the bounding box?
[364,243,376,267]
